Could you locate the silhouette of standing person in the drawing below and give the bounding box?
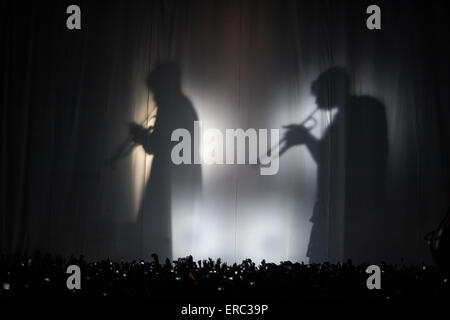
[129,62,201,261]
[283,67,388,263]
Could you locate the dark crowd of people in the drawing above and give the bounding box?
[0,252,449,300]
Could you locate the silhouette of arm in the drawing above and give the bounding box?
[129,123,155,154]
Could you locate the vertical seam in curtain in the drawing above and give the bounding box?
[233,0,243,263]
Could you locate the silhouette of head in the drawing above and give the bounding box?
[146,61,182,105]
[151,253,159,264]
[311,67,350,110]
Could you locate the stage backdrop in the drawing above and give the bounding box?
[1,0,449,264]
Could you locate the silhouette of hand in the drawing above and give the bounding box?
[128,122,147,143]
[283,124,311,147]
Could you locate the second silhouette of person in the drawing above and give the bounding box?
[129,61,201,261]
[283,67,388,263]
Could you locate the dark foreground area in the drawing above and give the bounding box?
[0,253,449,302]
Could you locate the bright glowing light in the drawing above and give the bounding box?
[166,80,323,263]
